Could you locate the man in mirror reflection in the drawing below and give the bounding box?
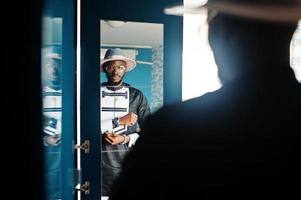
[109,0,301,199]
[42,47,62,200]
[100,48,151,198]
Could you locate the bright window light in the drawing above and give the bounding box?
[290,21,301,82]
[182,2,221,101]
[182,1,301,102]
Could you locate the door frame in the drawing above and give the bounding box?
[80,0,183,199]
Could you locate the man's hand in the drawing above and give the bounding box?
[119,112,138,126]
[43,134,61,146]
[103,132,126,145]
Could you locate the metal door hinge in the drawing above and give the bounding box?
[74,140,90,153]
[75,181,90,195]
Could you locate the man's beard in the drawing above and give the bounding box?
[106,74,125,86]
[48,80,61,90]
[108,79,123,86]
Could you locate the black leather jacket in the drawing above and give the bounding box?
[101,82,151,196]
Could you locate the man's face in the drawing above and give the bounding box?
[104,60,127,85]
[45,58,62,87]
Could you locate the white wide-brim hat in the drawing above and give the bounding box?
[100,48,136,72]
[164,0,301,23]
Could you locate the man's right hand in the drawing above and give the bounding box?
[103,132,128,145]
[119,112,138,126]
[43,134,61,146]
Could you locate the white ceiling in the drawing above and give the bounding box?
[100,20,164,48]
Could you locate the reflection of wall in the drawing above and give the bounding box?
[42,17,62,46]
[151,45,164,113]
[126,47,152,106]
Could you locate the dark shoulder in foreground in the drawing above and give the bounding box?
[124,82,144,95]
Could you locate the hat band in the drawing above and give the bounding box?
[105,55,128,60]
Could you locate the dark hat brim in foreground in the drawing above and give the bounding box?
[164,0,301,23]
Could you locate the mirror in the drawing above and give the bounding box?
[41,17,63,200]
[99,20,163,199]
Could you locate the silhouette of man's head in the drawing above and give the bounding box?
[165,0,301,84]
[207,13,297,83]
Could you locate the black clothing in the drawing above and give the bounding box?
[101,82,151,196]
[110,69,301,199]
